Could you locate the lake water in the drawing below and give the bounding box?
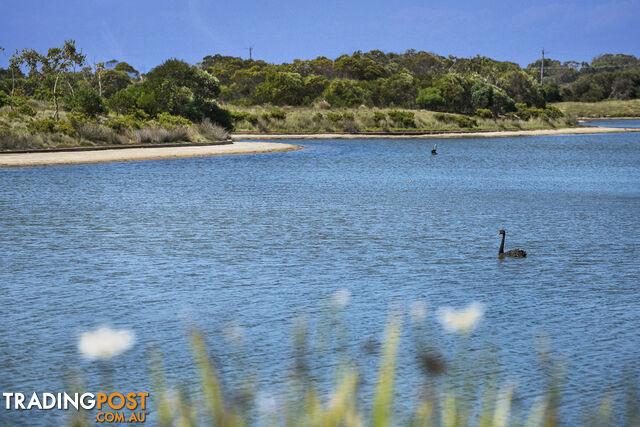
[1,125,639,425]
[582,118,640,128]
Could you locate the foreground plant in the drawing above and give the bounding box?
[68,298,637,426]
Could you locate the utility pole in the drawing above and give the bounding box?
[540,48,544,84]
[246,47,253,60]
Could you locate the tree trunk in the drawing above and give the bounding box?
[10,67,15,110]
[53,74,60,121]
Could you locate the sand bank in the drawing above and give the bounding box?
[233,126,640,140]
[0,141,301,168]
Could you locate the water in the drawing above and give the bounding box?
[1,127,639,424]
[582,118,640,128]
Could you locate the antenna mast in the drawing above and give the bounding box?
[540,48,544,84]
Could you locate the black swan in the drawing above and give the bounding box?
[431,144,437,155]
[498,230,527,258]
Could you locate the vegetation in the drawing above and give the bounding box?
[68,300,639,426]
[2,44,639,150]
[554,99,640,118]
[226,105,575,134]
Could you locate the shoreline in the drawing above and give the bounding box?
[233,126,640,140]
[2,125,637,168]
[0,141,302,168]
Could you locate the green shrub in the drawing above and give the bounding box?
[544,105,564,119]
[27,117,56,133]
[17,104,37,117]
[387,110,415,127]
[55,120,77,137]
[416,87,445,109]
[27,117,76,136]
[7,110,21,120]
[107,86,141,115]
[230,111,259,125]
[326,112,343,122]
[155,112,192,129]
[474,108,493,119]
[372,111,386,123]
[342,112,355,121]
[65,86,106,117]
[269,109,287,120]
[434,113,478,128]
[312,112,324,122]
[0,90,10,108]
[106,114,144,133]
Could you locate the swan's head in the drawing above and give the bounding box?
[498,229,506,236]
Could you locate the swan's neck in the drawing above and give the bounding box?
[499,233,505,254]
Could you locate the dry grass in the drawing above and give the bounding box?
[128,126,190,144]
[194,118,230,141]
[554,99,640,118]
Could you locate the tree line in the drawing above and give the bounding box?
[1,42,639,128]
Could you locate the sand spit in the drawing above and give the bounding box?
[0,141,302,168]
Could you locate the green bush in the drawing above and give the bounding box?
[543,105,564,119]
[515,103,562,121]
[27,117,56,133]
[434,113,478,128]
[66,112,92,130]
[269,109,287,120]
[55,120,77,137]
[155,112,192,129]
[312,112,324,122]
[27,117,76,136]
[387,110,415,127]
[107,86,141,115]
[7,110,21,120]
[475,108,493,119]
[17,104,37,117]
[372,111,386,123]
[0,90,10,108]
[326,112,343,122]
[65,86,106,117]
[230,111,259,125]
[106,114,144,133]
[416,87,445,109]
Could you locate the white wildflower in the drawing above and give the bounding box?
[332,289,351,308]
[437,302,485,333]
[78,327,135,360]
[409,301,428,323]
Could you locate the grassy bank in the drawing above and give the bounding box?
[0,100,229,151]
[1,100,577,151]
[225,104,576,134]
[553,99,640,118]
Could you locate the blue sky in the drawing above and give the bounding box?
[2,0,639,71]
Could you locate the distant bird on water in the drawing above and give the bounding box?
[498,230,527,258]
[431,144,437,155]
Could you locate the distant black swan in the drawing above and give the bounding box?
[431,144,437,155]
[498,230,527,258]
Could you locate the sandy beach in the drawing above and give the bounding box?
[234,126,640,140]
[1,126,637,168]
[0,141,302,168]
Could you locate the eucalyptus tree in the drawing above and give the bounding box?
[19,40,86,120]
